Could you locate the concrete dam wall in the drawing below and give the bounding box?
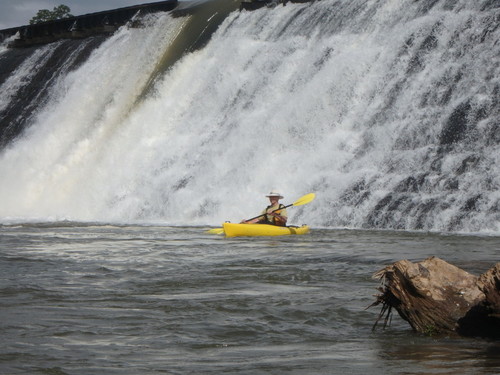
[0,0,178,47]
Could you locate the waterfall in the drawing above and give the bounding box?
[0,0,498,233]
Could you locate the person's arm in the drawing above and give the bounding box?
[241,208,267,224]
[242,217,262,224]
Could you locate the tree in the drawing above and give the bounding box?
[29,5,73,25]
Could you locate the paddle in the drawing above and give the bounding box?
[206,227,226,234]
[244,192,315,222]
[206,193,316,234]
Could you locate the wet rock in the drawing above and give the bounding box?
[440,101,471,145]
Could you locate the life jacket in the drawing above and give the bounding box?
[264,203,287,226]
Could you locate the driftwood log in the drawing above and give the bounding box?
[370,256,500,338]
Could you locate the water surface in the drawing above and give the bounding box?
[1,224,498,374]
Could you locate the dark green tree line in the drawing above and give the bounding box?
[29,5,73,24]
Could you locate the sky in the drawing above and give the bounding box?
[0,0,153,29]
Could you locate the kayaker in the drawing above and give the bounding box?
[243,191,288,226]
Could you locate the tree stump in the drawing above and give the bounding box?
[477,263,500,315]
[370,256,500,338]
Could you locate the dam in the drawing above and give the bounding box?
[0,0,498,233]
[0,0,178,47]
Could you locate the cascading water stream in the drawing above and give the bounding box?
[0,0,498,233]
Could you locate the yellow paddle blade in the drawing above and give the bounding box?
[206,227,224,234]
[292,193,316,207]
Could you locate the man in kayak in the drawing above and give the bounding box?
[243,191,288,226]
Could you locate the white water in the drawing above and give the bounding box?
[0,0,498,233]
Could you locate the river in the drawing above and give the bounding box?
[1,223,498,374]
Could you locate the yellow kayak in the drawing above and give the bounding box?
[222,222,310,237]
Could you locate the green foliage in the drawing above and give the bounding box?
[423,324,439,337]
[29,5,73,25]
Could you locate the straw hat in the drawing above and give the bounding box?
[266,191,284,199]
